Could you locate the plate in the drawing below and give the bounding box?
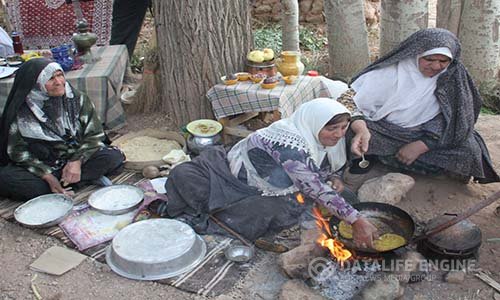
[0,66,18,79]
[106,219,207,280]
[186,119,223,137]
[88,185,144,215]
[150,177,167,194]
[14,194,73,228]
[7,61,22,66]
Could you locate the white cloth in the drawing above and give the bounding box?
[319,76,349,100]
[352,48,452,128]
[0,27,14,57]
[228,98,350,196]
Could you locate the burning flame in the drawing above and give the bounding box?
[296,193,304,204]
[312,207,352,264]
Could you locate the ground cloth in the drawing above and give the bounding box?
[0,171,259,297]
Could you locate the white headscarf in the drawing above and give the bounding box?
[351,47,452,128]
[228,98,350,195]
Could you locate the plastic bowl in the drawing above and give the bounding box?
[236,72,251,81]
[221,76,238,85]
[261,81,278,89]
[283,75,297,85]
[250,74,266,83]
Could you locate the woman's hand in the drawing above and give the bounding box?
[42,173,74,196]
[352,216,379,249]
[396,140,429,165]
[350,120,371,156]
[327,177,345,193]
[61,160,82,186]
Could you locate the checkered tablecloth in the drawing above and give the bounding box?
[0,45,128,130]
[207,75,332,119]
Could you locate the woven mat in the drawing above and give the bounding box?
[0,171,259,297]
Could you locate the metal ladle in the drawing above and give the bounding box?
[359,154,370,169]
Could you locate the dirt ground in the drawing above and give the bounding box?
[1,113,499,300]
[2,5,499,299]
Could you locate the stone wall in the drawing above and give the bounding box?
[251,0,380,26]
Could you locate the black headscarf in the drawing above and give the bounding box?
[0,58,53,165]
[351,28,482,149]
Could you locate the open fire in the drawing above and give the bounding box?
[312,207,352,266]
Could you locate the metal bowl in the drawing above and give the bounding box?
[224,245,254,263]
[14,194,74,228]
[106,219,206,280]
[88,185,144,215]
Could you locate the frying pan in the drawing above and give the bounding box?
[329,202,415,253]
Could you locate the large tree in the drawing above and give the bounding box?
[281,0,299,52]
[379,0,428,56]
[436,0,463,35]
[324,0,370,82]
[154,0,252,126]
[458,0,500,85]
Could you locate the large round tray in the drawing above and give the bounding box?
[106,219,207,280]
[14,194,74,228]
[111,128,187,170]
[88,185,144,215]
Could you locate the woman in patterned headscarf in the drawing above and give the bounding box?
[0,58,125,201]
[166,98,379,246]
[345,28,499,183]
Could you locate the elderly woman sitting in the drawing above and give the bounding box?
[0,58,125,201]
[342,28,499,183]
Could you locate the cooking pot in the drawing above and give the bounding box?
[329,202,415,254]
[185,119,223,155]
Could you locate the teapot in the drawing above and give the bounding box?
[276,51,305,77]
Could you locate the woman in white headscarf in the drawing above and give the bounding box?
[344,28,499,183]
[166,98,378,246]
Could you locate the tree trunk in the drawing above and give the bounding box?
[436,0,464,35]
[458,0,500,86]
[154,0,252,127]
[281,0,299,52]
[379,0,429,56]
[324,0,370,82]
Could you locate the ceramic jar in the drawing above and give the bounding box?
[276,51,305,77]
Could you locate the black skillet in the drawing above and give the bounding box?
[329,202,415,253]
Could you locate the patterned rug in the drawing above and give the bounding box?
[5,0,112,49]
[0,171,259,297]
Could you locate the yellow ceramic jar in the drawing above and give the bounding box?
[276,51,305,77]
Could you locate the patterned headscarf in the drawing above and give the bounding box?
[350,28,482,148]
[228,98,350,196]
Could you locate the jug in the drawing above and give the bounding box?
[276,51,304,77]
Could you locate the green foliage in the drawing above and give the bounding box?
[299,27,327,51]
[253,25,282,54]
[480,106,497,115]
[253,25,327,53]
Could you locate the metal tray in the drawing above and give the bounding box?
[88,185,144,215]
[14,194,74,228]
[105,219,207,280]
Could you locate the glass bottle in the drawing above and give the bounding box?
[11,32,24,55]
